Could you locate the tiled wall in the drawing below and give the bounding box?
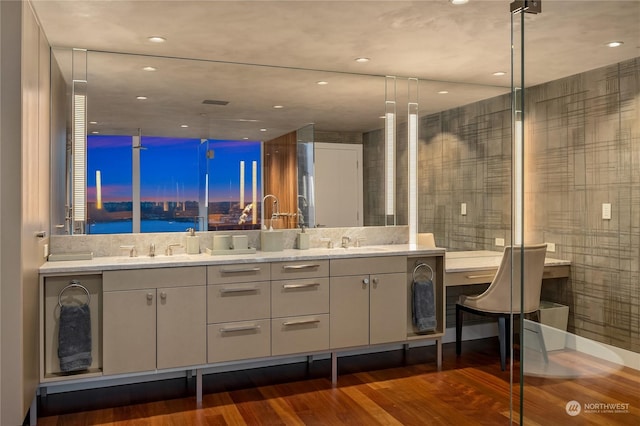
[364,58,639,351]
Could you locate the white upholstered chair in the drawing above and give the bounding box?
[456,244,548,370]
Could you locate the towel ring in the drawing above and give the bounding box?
[58,280,91,308]
[412,262,434,282]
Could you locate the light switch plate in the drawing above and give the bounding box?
[461,203,467,216]
[546,242,556,253]
[602,203,612,220]
[495,238,505,247]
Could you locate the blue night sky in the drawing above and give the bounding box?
[87,135,261,203]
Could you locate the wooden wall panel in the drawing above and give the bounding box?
[263,131,298,228]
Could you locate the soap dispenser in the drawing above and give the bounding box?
[296,226,310,250]
[185,228,200,254]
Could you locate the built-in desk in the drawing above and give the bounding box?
[445,250,570,286]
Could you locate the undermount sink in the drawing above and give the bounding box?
[329,246,388,253]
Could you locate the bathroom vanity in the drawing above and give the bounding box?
[39,245,445,402]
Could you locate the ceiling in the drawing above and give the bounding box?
[31,0,640,141]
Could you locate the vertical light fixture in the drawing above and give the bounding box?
[239,160,245,209]
[132,129,141,233]
[385,76,397,225]
[408,78,419,245]
[95,170,103,210]
[71,48,88,232]
[513,88,523,245]
[252,160,258,224]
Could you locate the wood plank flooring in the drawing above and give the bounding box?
[37,338,640,425]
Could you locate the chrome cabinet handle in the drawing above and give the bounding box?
[146,293,153,301]
[283,319,320,326]
[220,324,261,333]
[282,282,320,289]
[160,292,167,300]
[282,264,320,270]
[372,277,379,287]
[220,267,261,274]
[219,287,258,294]
[363,278,369,285]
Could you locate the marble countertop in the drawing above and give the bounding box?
[39,244,446,274]
[445,250,571,273]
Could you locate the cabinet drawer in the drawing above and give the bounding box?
[208,281,270,323]
[207,263,270,284]
[270,260,329,280]
[445,269,497,286]
[104,266,206,291]
[271,278,329,318]
[330,256,406,276]
[207,319,271,363]
[271,314,329,356]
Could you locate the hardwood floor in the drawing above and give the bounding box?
[37,338,640,425]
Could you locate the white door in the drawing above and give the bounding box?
[314,143,363,227]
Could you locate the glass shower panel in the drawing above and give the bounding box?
[518,1,640,424]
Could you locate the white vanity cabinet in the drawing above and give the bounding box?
[270,260,330,356]
[102,267,207,375]
[207,263,271,363]
[329,256,407,349]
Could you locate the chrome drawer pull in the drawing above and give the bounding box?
[219,287,258,294]
[465,274,495,279]
[283,319,320,326]
[282,264,320,270]
[282,282,320,289]
[220,267,261,274]
[219,324,261,333]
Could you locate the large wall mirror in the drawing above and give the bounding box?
[50,48,508,235]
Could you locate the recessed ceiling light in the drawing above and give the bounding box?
[606,41,623,48]
[355,57,370,63]
[438,90,449,94]
[450,0,469,4]
[136,96,147,100]
[493,71,506,76]
[273,105,284,109]
[91,131,99,134]
[180,124,189,128]
[143,66,157,72]
[148,36,166,43]
[89,121,98,124]
[316,81,329,85]
[260,128,267,132]
[243,137,249,140]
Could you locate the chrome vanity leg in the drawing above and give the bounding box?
[436,338,443,370]
[30,395,37,426]
[196,368,203,405]
[331,352,338,385]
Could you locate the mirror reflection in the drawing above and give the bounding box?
[50,48,509,235]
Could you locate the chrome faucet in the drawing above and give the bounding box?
[341,236,351,249]
[165,243,183,256]
[262,194,280,228]
[149,243,156,257]
[119,245,137,257]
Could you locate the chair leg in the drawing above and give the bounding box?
[497,315,507,371]
[456,304,463,356]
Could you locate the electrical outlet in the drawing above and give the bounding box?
[602,203,612,220]
[546,242,556,253]
[495,238,505,247]
[44,243,49,258]
[461,203,467,216]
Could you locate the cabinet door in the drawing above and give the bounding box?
[103,289,156,375]
[330,275,369,348]
[157,286,207,370]
[370,273,407,345]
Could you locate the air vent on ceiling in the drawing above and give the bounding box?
[202,99,229,106]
